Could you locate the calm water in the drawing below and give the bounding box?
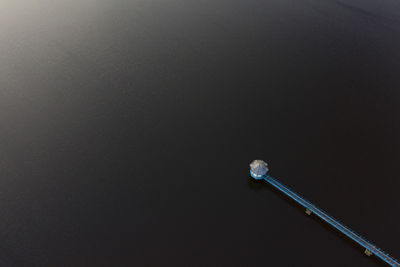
[0,0,400,266]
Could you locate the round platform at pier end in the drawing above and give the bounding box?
[250,160,269,179]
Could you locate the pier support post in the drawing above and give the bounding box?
[364,249,372,256]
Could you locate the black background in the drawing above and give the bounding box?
[1,0,399,266]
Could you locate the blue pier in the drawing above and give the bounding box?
[250,160,399,267]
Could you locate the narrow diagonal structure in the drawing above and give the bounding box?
[250,160,399,267]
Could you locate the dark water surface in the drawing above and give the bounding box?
[1,0,400,266]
